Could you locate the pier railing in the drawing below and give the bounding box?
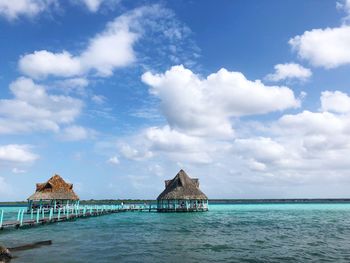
[0,204,157,231]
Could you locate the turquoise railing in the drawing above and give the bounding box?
[0,209,3,228]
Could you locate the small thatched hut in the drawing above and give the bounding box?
[27,174,79,211]
[157,169,208,212]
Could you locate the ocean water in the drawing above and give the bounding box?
[1,203,350,262]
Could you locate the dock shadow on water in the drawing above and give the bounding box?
[0,240,51,262]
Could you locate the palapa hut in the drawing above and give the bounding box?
[27,174,79,211]
[157,169,208,212]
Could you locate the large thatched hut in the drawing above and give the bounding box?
[27,174,79,211]
[157,169,208,212]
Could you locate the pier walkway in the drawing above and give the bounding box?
[0,204,157,231]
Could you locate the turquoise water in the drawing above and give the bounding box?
[1,203,350,262]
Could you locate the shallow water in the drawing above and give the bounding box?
[1,203,350,262]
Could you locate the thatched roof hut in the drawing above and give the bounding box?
[157,170,208,212]
[27,174,79,201]
[157,169,208,200]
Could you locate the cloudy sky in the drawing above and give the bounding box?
[1,0,350,201]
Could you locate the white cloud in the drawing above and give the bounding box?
[109,88,350,197]
[0,77,83,134]
[0,0,57,20]
[19,5,198,80]
[337,0,350,20]
[19,23,137,78]
[234,90,350,175]
[78,0,120,12]
[266,63,312,82]
[145,126,218,164]
[278,111,346,136]
[142,65,300,138]
[107,156,119,165]
[12,167,27,174]
[55,77,89,96]
[321,91,350,113]
[275,110,350,171]
[81,0,103,12]
[19,8,140,78]
[18,5,168,79]
[0,144,38,163]
[235,137,287,164]
[289,26,350,68]
[59,125,95,141]
[148,164,163,176]
[91,95,106,104]
[19,50,82,79]
[58,78,89,89]
[119,144,153,161]
[118,126,230,164]
[247,159,266,171]
[146,126,205,153]
[233,111,350,177]
[116,65,300,166]
[78,17,138,77]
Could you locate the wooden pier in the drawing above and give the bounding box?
[0,205,157,231]
[157,207,208,212]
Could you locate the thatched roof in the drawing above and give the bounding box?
[157,170,208,200]
[27,174,79,201]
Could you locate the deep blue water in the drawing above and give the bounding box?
[1,203,350,262]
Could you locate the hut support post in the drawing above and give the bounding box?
[58,208,61,220]
[0,209,3,228]
[30,209,33,220]
[17,209,21,221]
[36,209,39,223]
[54,200,56,211]
[20,209,24,226]
[49,208,53,221]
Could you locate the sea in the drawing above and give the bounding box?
[1,203,350,262]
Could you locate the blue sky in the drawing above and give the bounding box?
[1,0,350,201]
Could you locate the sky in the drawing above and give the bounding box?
[1,0,350,201]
